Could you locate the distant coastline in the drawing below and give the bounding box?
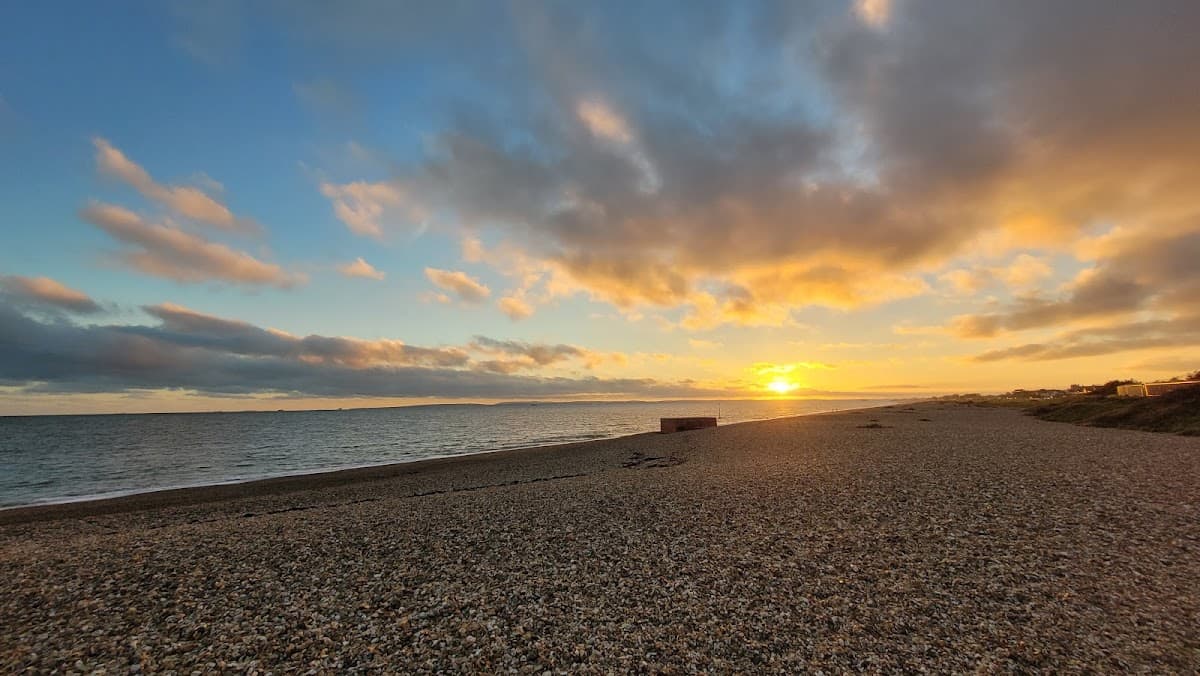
[0,395,918,419]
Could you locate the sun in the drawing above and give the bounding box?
[766,378,797,395]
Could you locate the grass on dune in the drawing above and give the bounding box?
[1027,385,1200,437]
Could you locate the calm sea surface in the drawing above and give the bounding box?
[0,399,893,507]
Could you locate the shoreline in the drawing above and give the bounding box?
[2,401,902,523]
[0,403,897,525]
[0,431,656,525]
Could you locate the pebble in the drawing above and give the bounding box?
[2,404,1198,671]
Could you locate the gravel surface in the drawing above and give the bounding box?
[2,403,1198,672]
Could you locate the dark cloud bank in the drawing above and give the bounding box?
[0,301,718,400]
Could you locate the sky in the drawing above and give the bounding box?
[2,0,1199,414]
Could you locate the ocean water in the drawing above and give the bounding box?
[0,399,893,508]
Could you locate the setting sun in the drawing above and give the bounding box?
[766,378,797,395]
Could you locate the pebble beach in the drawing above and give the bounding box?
[2,402,1198,672]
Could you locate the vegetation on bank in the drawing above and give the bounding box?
[1027,385,1200,436]
[938,370,1200,436]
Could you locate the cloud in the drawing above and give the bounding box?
[80,202,304,288]
[859,383,938,391]
[939,268,994,296]
[319,180,426,238]
[577,99,633,145]
[971,314,1200,362]
[891,322,952,337]
[425,267,490,303]
[950,230,1200,338]
[752,362,836,377]
[939,254,1052,296]
[688,339,722,350]
[0,275,102,314]
[1123,354,1200,376]
[969,319,1200,365]
[0,299,712,400]
[853,0,892,29]
[575,98,660,192]
[338,257,385,280]
[92,137,254,233]
[945,315,1003,340]
[680,292,796,331]
[498,295,534,320]
[678,265,928,331]
[141,302,468,368]
[469,335,623,372]
[293,1,1200,339]
[1001,254,1053,290]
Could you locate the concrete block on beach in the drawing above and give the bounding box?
[660,416,717,433]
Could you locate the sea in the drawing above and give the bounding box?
[0,398,894,508]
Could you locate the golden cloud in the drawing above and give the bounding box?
[80,203,304,288]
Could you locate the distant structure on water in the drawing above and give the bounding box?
[1116,381,1200,397]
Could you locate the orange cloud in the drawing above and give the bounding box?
[938,254,1052,297]
[0,275,101,314]
[577,99,633,145]
[498,295,534,320]
[338,257,385,280]
[320,180,425,238]
[92,137,254,233]
[971,314,1200,363]
[424,267,490,303]
[853,0,891,29]
[949,228,1200,345]
[80,202,304,288]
